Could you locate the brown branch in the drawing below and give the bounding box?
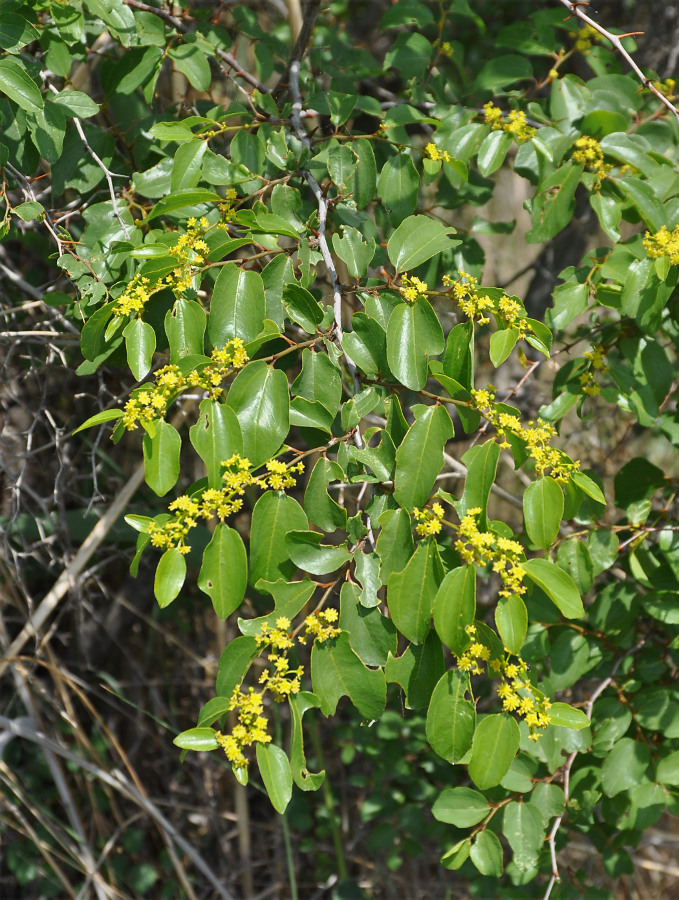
[271,0,321,103]
[557,0,679,124]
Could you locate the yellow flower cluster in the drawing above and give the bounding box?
[491,653,552,739]
[122,339,248,429]
[471,386,579,482]
[443,271,529,336]
[439,41,454,58]
[400,274,428,303]
[302,608,341,643]
[574,24,604,53]
[458,626,552,739]
[483,103,535,142]
[656,78,676,100]
[425,143,451,163]
[579,343,609,396]
[443,271,493,325]
[413,502,444,537]
[643,225,679,266]
[572,136,611,189]
[215,607,342,771]
[215,688,271,770]
[454,508,526,598]
[113,217,213,317]
[146,454,303,553]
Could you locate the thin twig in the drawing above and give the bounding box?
[5,162,63,256]
[556,0,679,124]
[543,638,646,900]
[271,0,321,102]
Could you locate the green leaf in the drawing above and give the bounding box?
[601,738,651,797]
[375,508,413,582]
[51,90,99,118]
[286,531,351,576]
[282,283,323,333]
[143,420,181,496]
[469,714,520,789]
[387,299,444,390]
[304,458,346,532]
[342,313,388,376]
[332,228,376,278]
[495,594,527,655]
[526,162,584,243]
[477,130,513,177]
[556,539,594,594]
[123,319,156,381]
[455,441,500,528]
[473,54,532,91]
[351,138,377,209]
[249,492,308,585]
[387,215,459,273]
[238,580,316,637]
[385,630,444,709]
[503,802,544,872]
[384,31,432,79]
[432,787,489,827]
[256,743,293,814]
[377,153,420,224]
[311,631,386,720]
[168,38,212,91]
[339,583,397,667]
[0,58,43,113]
[147,189,221,221]
[197,524,247,619]
[226,361,289,467]
[13,201,44,222]
[173,727,219,752]
[489,327,518,367]
[387,540,441,644]
[291,348,342,413]
[521,557,584,619]
[289,692,325,791]
[171,139,208,191]
[469,830,503,878]
[523,476,563,549]
[327,142,357,190]
[393,405,453,509]
[215,635,258,698]
[548,702,590,730]
[210,263,266,345]
[189,399,242,489]
[104,46,162,94]
[657,750,679,786]
[154,548,187,608]
[433,565,476,654]
[426,669,476,763]
[616,175,667,231]
[73,408,123,434]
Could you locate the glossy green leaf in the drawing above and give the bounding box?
[387,539,442,644]
[387,215,458,273]
[523,476,563,549]
[189,399,242,488]
[173,727,219,752]
[526,162,583,243]
[339,583,397,667]
[375,508,413,582]
[226,361,289,467]
[123,319,156,381]
[351,138,377,209]
[327,142,357,189]
[426,670,476,763]
[289,692,325,791]
[433,565,476,655]
[197,524,247,619]
[238,580,316,637]
[495,594,527,655]
[73,408,123,434]
[168,38,212,91]
[249,492,308,585]
[332,227,375,278]
[601,738,651,797]
[304,458,346,532]
[342,313,388,376]
[286,531,351,575]
[489,327,518,367]
[385,630,445,709]
[171,139,208,191]
[469,714,520,789]
[210,263,266,345]
[51,90,99,118]
[393,405,453,509]
[154,548,187,608]
[473,53,532,91]
[0,57,43,112]
[477,130,513,177]
[386,299,444,390]
[548,702,590,730]
[432,787,489,827]
[256,743,293,814]
[503,802,544,872]
[469,830,503,877]
[455,440,500,528]
[377,152,420,224]
[143,420,181,496]
[215,635,258,698]
[147,189,221,221]
[282,283,323,333]
[521,557,584,619]
[311,631,386,720]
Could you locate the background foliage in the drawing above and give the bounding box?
[2,1,679,898]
